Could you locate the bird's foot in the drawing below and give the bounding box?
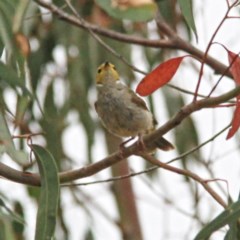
[136,134,147,152]
[118,136,135,158]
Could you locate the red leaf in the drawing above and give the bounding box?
[226,99,240,139]
[225,48,240,139]
[228,51,240,85]
[136,56,187,96]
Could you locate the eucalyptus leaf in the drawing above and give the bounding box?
[0,111,28,164]
[178,0,198,40]
[0,216,15,240]
[0,7,14,53]
[15,94,30,127]
[0,62,28,92]
[194,200,240,240]
[95,0,157,22]
[224,221,240,240]
[0,198,25,225]
[32,145,59,240]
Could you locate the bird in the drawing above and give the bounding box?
[94,61,174,151]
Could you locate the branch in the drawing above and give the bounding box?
[34,0,172,47]
[143,85,240,147]
[192,0,237,100]
[140,153,227,208]
[33,0,232,78]
[0,85,240,186]
[61,124,230,187]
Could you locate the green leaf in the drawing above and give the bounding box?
[84,228,94,240]
[0,198,25,225]
[32,144,59,240]
[12,0,30,33]
[178,0,198,40]
[95,0,157,22]
[0,111,28,164]
[0,61,21,84]
[0,6,14,53]
[194,200,240,240]
[224,221,240,240]
[156,0,175,25]
[0,62,24,89]
[15,94,30,127]
[12,201,25,237]
[162,88,200,167]
[0,216,15,240]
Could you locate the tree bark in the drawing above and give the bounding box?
[105,131,143,240]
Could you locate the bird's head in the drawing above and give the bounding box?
[96,62,119,85]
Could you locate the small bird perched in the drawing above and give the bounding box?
[95,61,174,151]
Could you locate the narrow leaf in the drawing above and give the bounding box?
[228,50,240,85]
[0,216,15,240]
[224,221,240,240]
[0,198,25,225]
[178,0,198,40]
[0,62,25,90]
[95,0,157,22]
[0,6,14,52]
[15,94,30,128]
[0,111,28,163]
[32,144,59,240]
[194,200,240,240]
[224,48,240,139]
[162,88,200,166]
[136,56,186,96]
[226,100,240,139]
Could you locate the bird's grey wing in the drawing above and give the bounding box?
[129,89,149,111]
[129,89,159,126]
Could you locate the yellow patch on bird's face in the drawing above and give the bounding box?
[96,62,120,84]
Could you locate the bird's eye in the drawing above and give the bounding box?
[98,69,102,73]
[113,66,116,70]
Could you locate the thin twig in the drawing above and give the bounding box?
[140,153,227,208]
[33,0,231,78]
[61,124,229,187]
[208,44,240,97]
[193,1,237,101]
[0,103,234,187]
[167,124,230,164]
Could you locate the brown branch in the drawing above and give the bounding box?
[192,0,236,100]
[140,153,227,208]
[62,124,229,187]
[1,85,240,186]
[34,0,173,47]
[144,85,240,146]
[33,0,232,78]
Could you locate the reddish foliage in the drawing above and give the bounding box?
[227,99,240,139]
[226,49,240,139]
[228,51,240,85]
[136,56,186,96]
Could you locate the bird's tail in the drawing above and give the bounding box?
[154,137,174,151]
